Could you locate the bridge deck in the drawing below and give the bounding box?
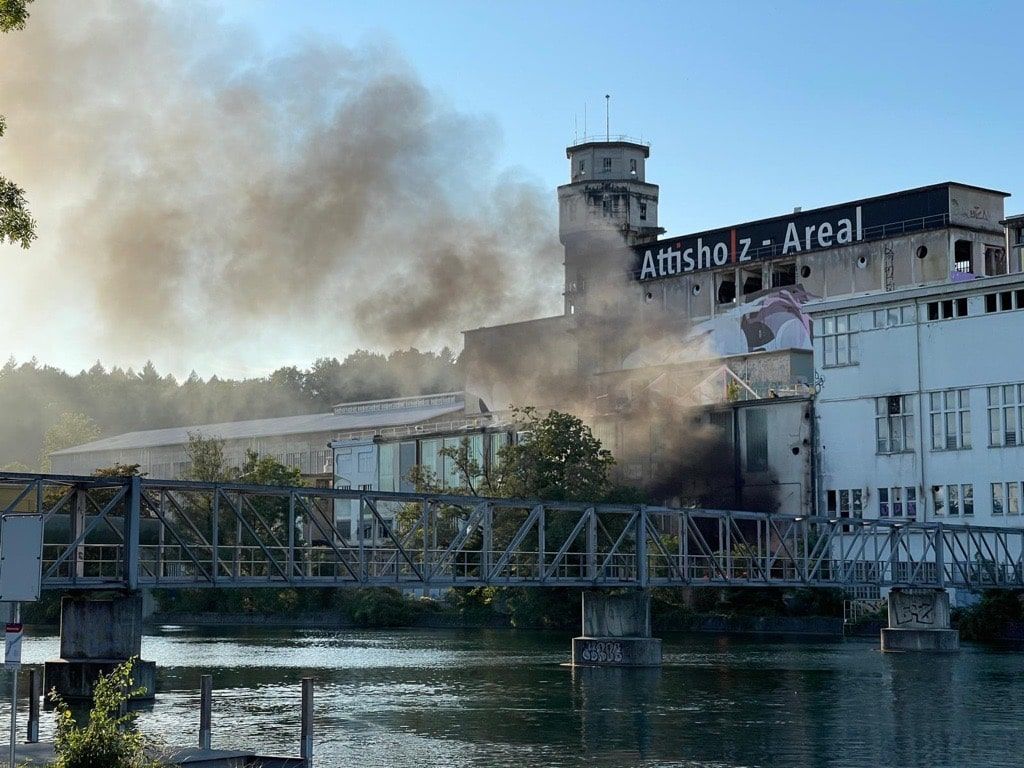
[2,472,1023,591]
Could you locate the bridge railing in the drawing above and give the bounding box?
[3,472,1024,590]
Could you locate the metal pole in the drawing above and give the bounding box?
[198,674,212,750]
[300,677,313,766]
[8,602,19,768]
[26,668,39,744]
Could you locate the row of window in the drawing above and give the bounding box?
[578,157,638,174]
[827,482,1024,519]
[985,289,1024,314]
[827,485,974,519]
[872,385,1024,454]
[820,290,1018,369]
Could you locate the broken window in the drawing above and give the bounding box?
[984,290,1024,313]
[954,240,973,273]
[716,272,736,304]
[985,245,1008,276]
[771,261,796,287]
[875,395,914,454]
[741,266,763,296]
[926,298,968,321]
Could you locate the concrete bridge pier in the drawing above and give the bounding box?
[44,593,157,702]
[571,590,662,667]
[880,588,960,652]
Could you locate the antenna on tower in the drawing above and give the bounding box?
[583,102,587,139]
[605,94,610,141]
[573,113,578,144]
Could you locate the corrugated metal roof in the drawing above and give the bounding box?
[52,398,466,455]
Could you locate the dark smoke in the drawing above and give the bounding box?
[0,1,562,362]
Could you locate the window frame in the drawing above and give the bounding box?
[820,313,859,368]
[928,388,971,451]
[875,395,915,454]
[987,383,1024,447]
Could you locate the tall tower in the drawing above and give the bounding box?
[558,139,663,315]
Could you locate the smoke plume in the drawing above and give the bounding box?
[0,1,562,367]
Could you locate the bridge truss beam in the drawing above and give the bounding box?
[2,472,1023,591]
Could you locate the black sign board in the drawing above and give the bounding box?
[634,184,951,282]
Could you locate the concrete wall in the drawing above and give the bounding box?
[813,273,1024,523]
[463,314,579,411]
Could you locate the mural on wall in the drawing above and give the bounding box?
[622,286,816,370]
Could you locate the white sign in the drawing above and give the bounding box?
[4,623,22,669]
[0,514,44,602]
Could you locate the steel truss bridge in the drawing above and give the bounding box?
[2,472,1023,592]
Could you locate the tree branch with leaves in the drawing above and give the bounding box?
[0,0,36,248]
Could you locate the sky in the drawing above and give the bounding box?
[2,0,1023,379]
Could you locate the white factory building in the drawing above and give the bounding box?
[50,136,1024,534]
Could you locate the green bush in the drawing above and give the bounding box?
[50,658,159,768]
[956,590,1024,641]
[347,588,415,628]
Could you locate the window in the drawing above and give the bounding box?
[879,487,916,518]
[629,158,637,173]
[579,159,586,174]
[820,313,858,367]
[875,395,914,454]
[984,245,1008,276]
[826,488,864,523]
[984,290,1024,313]
[639,202,648,221]
[987,384,1024,447]
[995,481,1024,515]
[741,266,763,296]
[745,408,768,472]
[872,305,915,328]
[929,389,971,450]
[716,272,736,304]
[925,297,968,321]
[772,261,796,287]
[932,483,974,516]
[378,443,399,493]
[602,157,612,171]
[954,240,973,273]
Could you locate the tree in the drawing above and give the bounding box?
[40,412,101,472]
[182,432,230,482]
[493,407,616,502]
[0,0,36,248]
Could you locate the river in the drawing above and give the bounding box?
[6,627,1024,767]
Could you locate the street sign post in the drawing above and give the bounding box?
[5,610,20,768]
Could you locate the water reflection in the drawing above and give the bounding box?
[1,628,1023,767]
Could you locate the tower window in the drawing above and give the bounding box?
[603,157,612,171]
[630,158,637,174]
[639,202,648,221]
[954,240,972,273]
[579,159,586,173]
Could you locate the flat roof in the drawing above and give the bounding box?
[636,181,1010,250]
[53,396,466,455]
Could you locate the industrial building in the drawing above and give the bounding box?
[51,136,1024,530]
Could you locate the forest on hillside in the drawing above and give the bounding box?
[0,348,460,470]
